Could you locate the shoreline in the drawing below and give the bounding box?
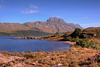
[61,41,76,45]
[12,36,76,45]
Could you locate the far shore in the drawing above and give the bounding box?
[12,36,76,45]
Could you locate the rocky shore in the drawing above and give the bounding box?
[62,41,76,45]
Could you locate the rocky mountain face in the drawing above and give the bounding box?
[0,17,83,33]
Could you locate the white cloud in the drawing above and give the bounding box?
[30,4,38,9]
[80,22,100,28]
[21,4,39,14]
[21,9,39,14]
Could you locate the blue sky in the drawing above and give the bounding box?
[0,0,100,28]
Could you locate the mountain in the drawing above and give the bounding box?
[0,17,83,33]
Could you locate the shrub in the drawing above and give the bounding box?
[89,40,96,48]
[24,54,36,59]
[27,50,32,53]
[66,36,80,42]
[76,39,90,48]
[66,36,72,41]
[37,49,42,52]
[76,39,97,49]
[54,32,60,37]
[75,36,80,42]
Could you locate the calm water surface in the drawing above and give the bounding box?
[0,36,71,52]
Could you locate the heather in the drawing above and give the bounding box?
[0,46,99,67]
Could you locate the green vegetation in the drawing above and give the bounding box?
[54,32,60,37]
[76,39,96,48]
[71,28,82,38]
[0,30,52,36]
[27,50,32,53]
[66,36,80,42]
[37,49,42,52]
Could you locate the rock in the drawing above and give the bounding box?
[0,53,25,64]
[52,63,63,67]
[0,53,8,63]
[8,62,14,66]
[58,63,63,66]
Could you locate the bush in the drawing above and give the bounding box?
[76,39,90,48]
[66,36,80,42]
[37,49,42,52]
[24,54,36,59]
[76,39,97,49]
[27,50,32,53]
[66,36,72,41]
[54,32,60,37]
[74,36,80,42]
[90,40,97,49]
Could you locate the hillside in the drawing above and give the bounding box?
[0,17,83,33]
[0,30,52,36]
[82,27,100,37]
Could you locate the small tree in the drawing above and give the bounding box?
[54,32,60,37]
[27,50,32,53]
[71,28,82,38]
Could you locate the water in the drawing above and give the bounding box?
[0,36,71,52]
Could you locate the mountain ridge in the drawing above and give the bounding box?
[0,17,83,33]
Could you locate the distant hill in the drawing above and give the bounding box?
[0,30,52,36]
[0,17,83,34]
[82,27,100,37]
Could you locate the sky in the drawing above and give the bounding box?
[0,0,100,28]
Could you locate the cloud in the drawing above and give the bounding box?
[21,9,39,14]
[80,22,100,28]
[21,4,39,14]
[30,4,38,9]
